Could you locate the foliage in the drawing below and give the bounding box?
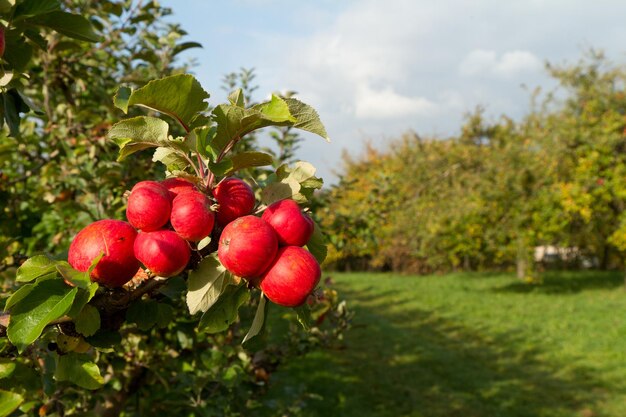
[0,2,349,416]
[322,52,626,274]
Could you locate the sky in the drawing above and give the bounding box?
[161,0,626,183]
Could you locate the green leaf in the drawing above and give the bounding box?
[113,86,132,113]
[158,276,186,300]
[86,330,121,351]
[197,236,212,251]
[198,284,250,334]
[294,305,312,330]
[228,89,245,107]
[55,261,90,289]
[54,353,103,390]
[5,281,39,310]
[7,280,78,353]
[305,221,328,264]
[0,359,16,379]
[0,0,14,14]
[107,116,170,160]
[186,256,234,315]
[74,305,100,337]
[225,151,274,175]
[251,94,297,123]
[0,389,23,417]
[3,90,24,137]
[284,97,330,142]
[14,0,60,20]
[16,255,57,283]
[3,36,33,72]
[126,299,159,330]
[187,126,217,159]
[28,11,100,42]
[153,147,189,171]
[261,178,301,205]
[172,41,202,57]
[24,29,49,50]
[67,284,98,318]
[126,74,209,131]
[211,95,295,156]
[155,303,174,328]
[242,295,268,344]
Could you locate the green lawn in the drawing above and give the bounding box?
[261,271,626,417]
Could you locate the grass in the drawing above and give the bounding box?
[260,270,626,417]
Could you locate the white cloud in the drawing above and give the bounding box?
[354,84,437,119]
[459,49,542,78]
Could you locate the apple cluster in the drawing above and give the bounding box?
[67,176,321,307]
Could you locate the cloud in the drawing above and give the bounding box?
[354,84,437,119]
[459,49,543,78]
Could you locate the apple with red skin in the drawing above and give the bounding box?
[134,230,190,277]
[260,246,321,307]
[213,177,255,225]
[171,191,215,241]
[126,181,171,231]
[162,177,197,200]
[218,215,278,278]
[262,199,314,246]
[68,219,139,287]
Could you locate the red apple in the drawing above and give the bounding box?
[162,177,197,200]
[126,181,171,231]
[218,215,278,278]
[260,246,321,307]
[68,219,139,287]
[134,230,190,277]
[171,191,215,242]
[213,177,255,225]
[262,199,314,246]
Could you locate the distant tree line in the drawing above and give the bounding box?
[321,52,626,278]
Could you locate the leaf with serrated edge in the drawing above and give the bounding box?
[225,151,274,175]
[54,353,103,390]
[186,256,234,315]
[127,74,209,131]
[251,95,296,123]
[7,280,78,353]
[74,305,100,337]
[15,255,57,283]
[108,116,177,161]
[284,97,330,142]
[198,284,250,333]
[113,86,132,113]
[261,178,301,206]
[242,295,268,344]
[153,147,189,171]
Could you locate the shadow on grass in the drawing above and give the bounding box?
[493,270,624,294]
[263,284,612,417]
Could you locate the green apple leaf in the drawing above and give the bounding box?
[0,389,23,417]
[54,353,103,390]
[153,147,190,171]
[13,0,60,20]
[294,304,312,330]
[126,299,158,330]
[7,280,78,353]
[198,284,250,334]
[305,221,328,264]
[113,86,132,113]
[74,305,100,337]
[242,294,268,345]
[284,97,330,142]
[15,254,57,282]
[108,116,187,161]
[125,74,210,131]
[0,359,16,379]
[186,256,235,315]
[261,178,301,206]
[225,151,274,175]
[27,11,100,42]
